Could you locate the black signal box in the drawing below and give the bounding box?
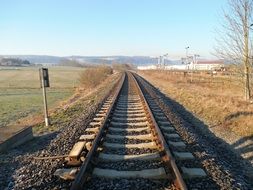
[39,68,50,87]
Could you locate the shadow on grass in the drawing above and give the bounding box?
[225,111,253,121]
[136,74,253,185]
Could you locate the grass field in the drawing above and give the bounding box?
[0,66,85,127]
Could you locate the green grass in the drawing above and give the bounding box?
[0,66,85,127]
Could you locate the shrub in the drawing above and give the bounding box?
[112,63,134,71]
[79,66,113,89]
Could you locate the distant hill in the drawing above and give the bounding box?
[1,55,62,65]
[0,58,32,67]
[0,55,183,66]
[58,59,87,67]
[69,56,158,65]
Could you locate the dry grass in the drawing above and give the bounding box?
[79,66,113,89]
[140,70,253,136]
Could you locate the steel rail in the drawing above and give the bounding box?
[71,71,187,190]
[131,72,187,190]
[70,73,126,190]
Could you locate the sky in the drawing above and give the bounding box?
[0,0,227,58]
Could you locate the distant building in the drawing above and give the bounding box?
[189,60,225,71]
[137,59,225,71]
[165,60,225,71]
[165,64,188,70]
[137,65,157,70]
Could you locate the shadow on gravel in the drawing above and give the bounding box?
[19,132,59,153]
[0,131,59,189]
[137,75,253,186]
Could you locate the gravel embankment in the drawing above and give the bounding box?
[2,72,252,190]
[0,73,122,190]
[136,74,253,189]
[139,71,253,167]
[85,178,176,190]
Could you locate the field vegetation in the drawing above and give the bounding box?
[33,71,120,135]
[140,70,253,137]
[79,66,113,89]
[112,63,135,71]
[0,66,85,127]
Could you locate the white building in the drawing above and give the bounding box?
[137,60,225,71]
[137,65,157,70]
[165,60,225,71]
[165,64,188,70]
[189,60,224,70]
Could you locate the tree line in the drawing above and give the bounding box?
[0,58,31,66]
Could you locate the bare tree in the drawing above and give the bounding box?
[214,0,253,100]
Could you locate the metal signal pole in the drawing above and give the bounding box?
[40,68,50,126]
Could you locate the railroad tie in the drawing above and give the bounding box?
[168,141,186,148]
[106,133,153,140]
[160,125,175,132]
[181,167,207,178]
[89,121,102,127]
[112,117,147,122]
[153,112,165,117]
[79,134,96,141]
[164,133,180,139]
[108,126,150,132]
[93,117,104,122]
[111,121,148,127]
[67,141,86,166]
[98,152,161,162]
[86,127,100,133]
[158,121,171,126]
[96,113,106,117]
[173,152,194,160]
[113,113,146,118]
[155,116,168,121]
[114,110,144,114]
[92,168,167,179]
[103,142,157,149]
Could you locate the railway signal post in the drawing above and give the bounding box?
[39,68,50,126]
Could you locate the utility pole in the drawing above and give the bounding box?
[159,56,162,69]
[156,57,161,69]
[191,54,200,82]
[185,46,190,81]
[163,53,169,69]
[185,46,189,64]
[193,54,200,70]
[162,56,164,69]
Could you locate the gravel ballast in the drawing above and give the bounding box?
[0,73,122,190]
[136,74,253,189]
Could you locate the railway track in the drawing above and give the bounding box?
[55,72,206,190]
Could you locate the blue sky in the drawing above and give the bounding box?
[0,0,227,58]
